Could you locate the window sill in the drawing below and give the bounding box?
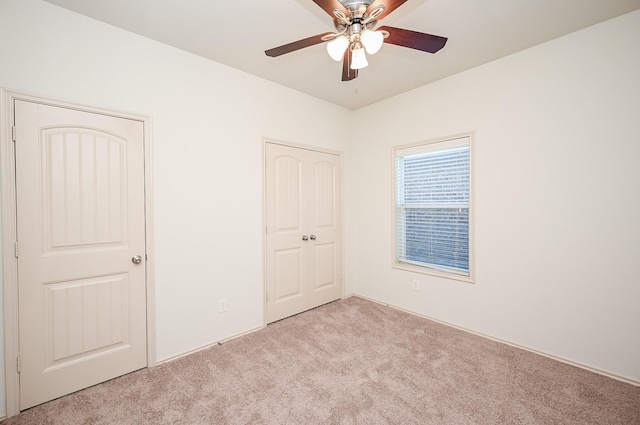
[392,262,475,284]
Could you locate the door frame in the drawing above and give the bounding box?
[262,138,345,326]
[0,89,157,418]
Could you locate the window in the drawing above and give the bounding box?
[393,135,473,281]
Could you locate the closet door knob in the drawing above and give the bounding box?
[309,235,316,240]
[302,235,309,241]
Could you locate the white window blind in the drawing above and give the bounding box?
[395,137,470,276]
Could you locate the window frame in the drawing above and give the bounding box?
[392,133,475,283]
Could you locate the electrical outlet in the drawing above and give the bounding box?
[412,280,421,291]
[218,298,227,313]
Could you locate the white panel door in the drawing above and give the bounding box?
[14,100,147,410]
[265,143,342,323]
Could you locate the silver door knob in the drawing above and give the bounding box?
[309,235,316,240]
[132,255,143,264]
[302,235,309,241]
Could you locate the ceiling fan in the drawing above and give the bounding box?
[265,0,448,81]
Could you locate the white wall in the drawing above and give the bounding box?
[351,10,640,383]
[0,0,353,416]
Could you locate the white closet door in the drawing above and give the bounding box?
[265,143,342,323]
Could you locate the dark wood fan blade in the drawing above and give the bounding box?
[378,26,448,53]
[312,0,350,19]
[341,49,358,81]
[265,33,333,57]
[366,0,408,20]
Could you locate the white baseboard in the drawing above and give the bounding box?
[154,294,639,387]
[354,294,640,387]
[155,324,266,366]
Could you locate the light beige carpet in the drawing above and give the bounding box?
[2,296,639,424]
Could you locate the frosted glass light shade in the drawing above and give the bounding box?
[350,47,368,69]
[326,36,349,61]
[361,29,384,54]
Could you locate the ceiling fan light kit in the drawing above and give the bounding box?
[265,0,448,81]
[327,35,350,61]
[350,44,369,69]
[360,28,384,54]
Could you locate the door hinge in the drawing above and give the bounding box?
[16,355,21,373]
[14,242,18,258]
[12,126,16,142]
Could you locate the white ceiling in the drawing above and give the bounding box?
[43,0,640,110]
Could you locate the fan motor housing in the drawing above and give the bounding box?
[339,0,375,7]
